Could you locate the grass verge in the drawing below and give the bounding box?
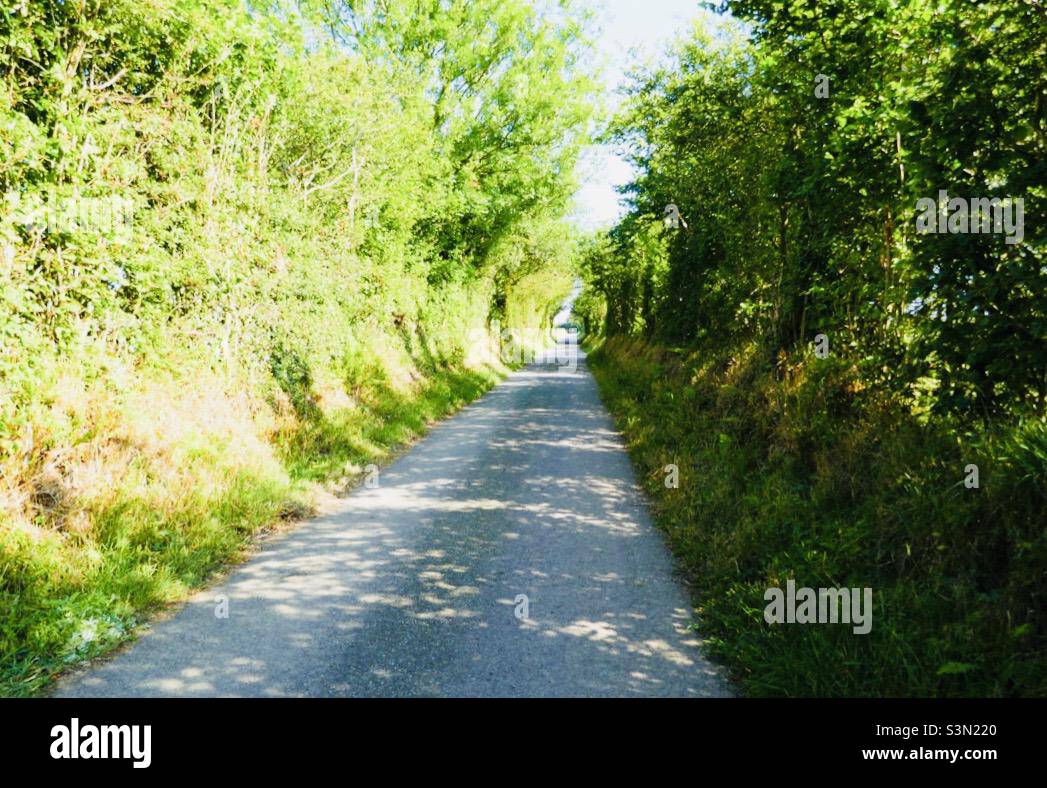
[587,336,1046,697]
[0,360,501,696]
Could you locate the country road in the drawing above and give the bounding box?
[54,338,730,698]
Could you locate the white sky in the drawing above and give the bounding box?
[570,0,717,231]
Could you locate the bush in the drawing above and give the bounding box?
[0,0,594,695]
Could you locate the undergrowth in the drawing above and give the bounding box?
[0,357,502,697]
[588,336,1046,697]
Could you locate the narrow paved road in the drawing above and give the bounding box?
[55,341,730,697]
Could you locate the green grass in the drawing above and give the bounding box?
[587,336,1047,697]
[278,366,500,483]
[0,361,501,697]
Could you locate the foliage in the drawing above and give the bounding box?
[584,3,1046,695]
[590,337,1046,696]
[0,0,595,694]
[592,3,1045,415]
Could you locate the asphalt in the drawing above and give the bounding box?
[53,337,731,698]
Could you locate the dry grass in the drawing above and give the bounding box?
[0,338,505,696]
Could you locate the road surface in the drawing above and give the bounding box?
[54,338,730,697]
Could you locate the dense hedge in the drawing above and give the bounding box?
[0,0,595,694]
[583,1,1045,696]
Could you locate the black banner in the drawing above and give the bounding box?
[4,698,1038,775]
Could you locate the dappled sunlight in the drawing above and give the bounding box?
[55,349,729,698]
[559,619,621,642]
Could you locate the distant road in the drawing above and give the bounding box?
[55,337,731,697]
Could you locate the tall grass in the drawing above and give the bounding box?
[588,336,1046,697]
[0,353,504,697]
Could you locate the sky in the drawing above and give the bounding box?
[570,0,716,231]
